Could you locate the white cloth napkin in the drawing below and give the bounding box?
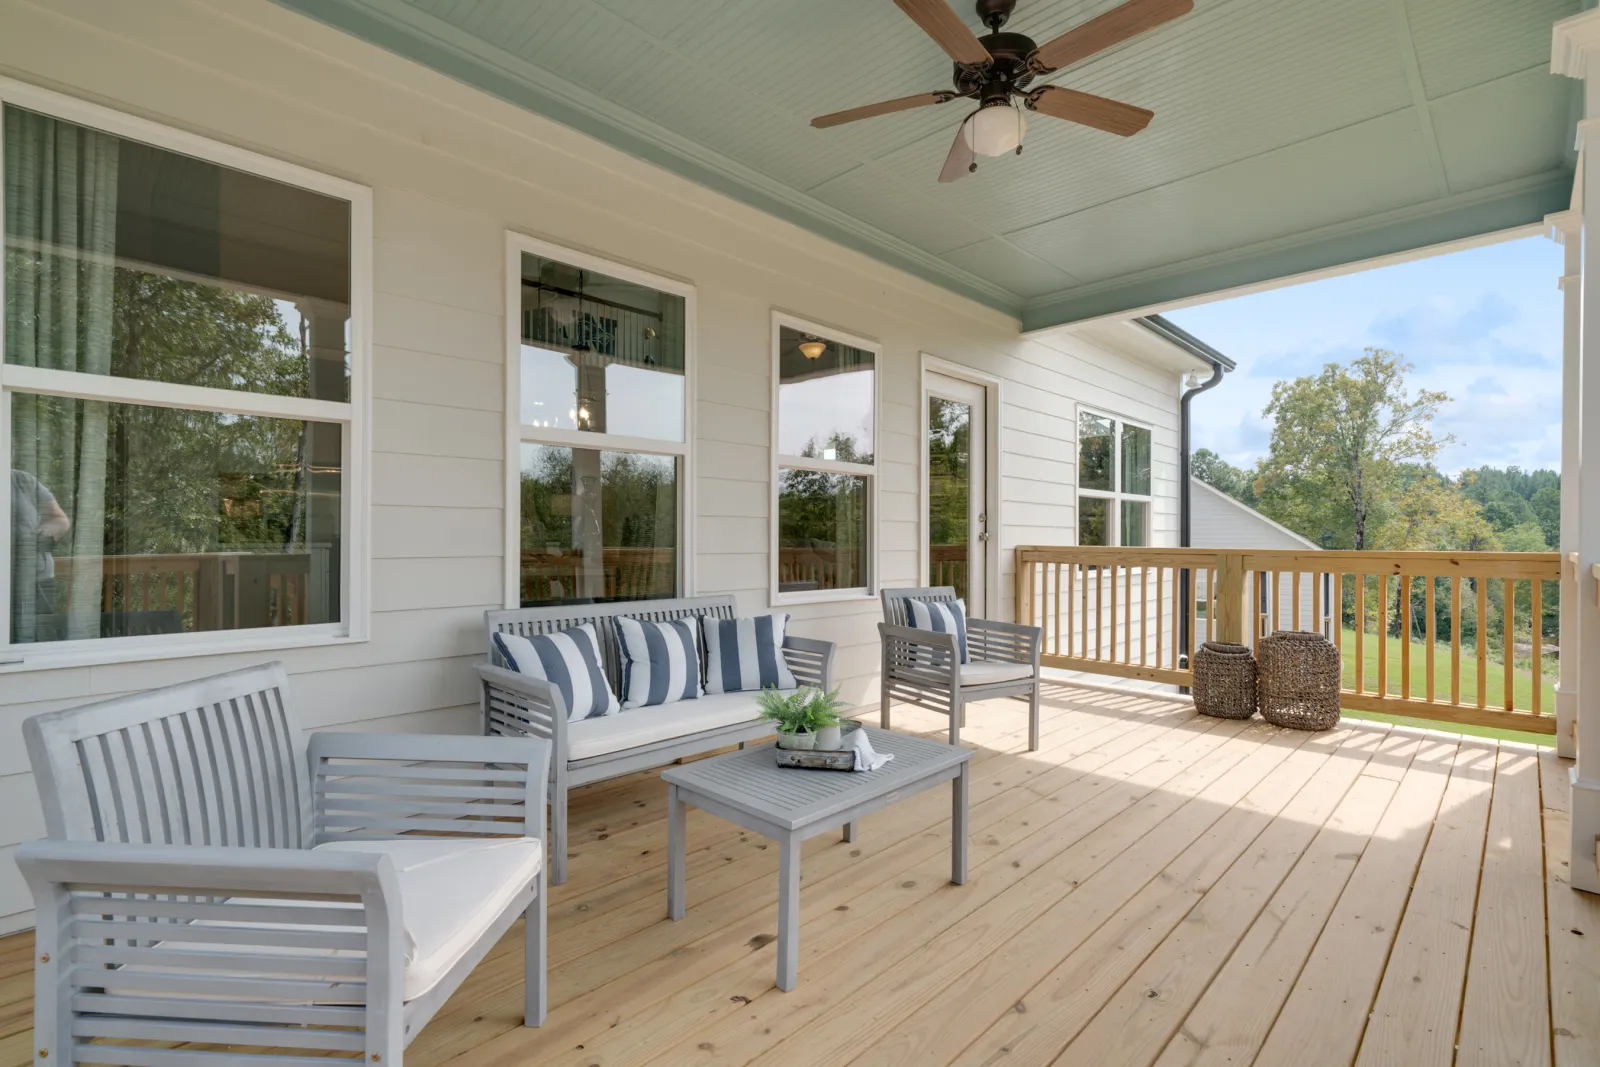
[845,728,893,773]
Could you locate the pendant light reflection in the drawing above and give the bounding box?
[798,336,828,360]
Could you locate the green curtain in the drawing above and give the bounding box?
[5,107,118,642]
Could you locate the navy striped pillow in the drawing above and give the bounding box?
[613,616,702,708]
[492,625,620,722]
[701,614,798,694]
[906,598,970,664]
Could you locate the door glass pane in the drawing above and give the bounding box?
[1079,412,1114,491]
[928,396,971,599]
[1120,500,1148,547]
[1121,423,1152,496]
[1079,497,1109,546]
[777,326,874,463]
[518,444,678,605]
[3,105,351,401]
[10,395,342,643]
[518,251,685,441]
[777,467,867,593]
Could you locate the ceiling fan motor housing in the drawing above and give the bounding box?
[953,32,1038,96]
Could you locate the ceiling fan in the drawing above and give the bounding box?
[811,0,1192,182]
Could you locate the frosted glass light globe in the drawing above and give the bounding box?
[961,104,1027,157]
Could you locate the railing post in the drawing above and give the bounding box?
[1016,550,1035,628]
[1213,552,1247,645]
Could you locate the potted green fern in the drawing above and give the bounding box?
[758,689,815,749]
[806,687,846,750]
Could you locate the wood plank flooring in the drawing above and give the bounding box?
[0,682,1592,1067]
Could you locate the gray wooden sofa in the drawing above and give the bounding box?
[477,595,835,884]
[17,662,551,1067]
[879,585,1042,750]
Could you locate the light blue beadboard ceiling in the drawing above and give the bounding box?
[277,0,1580,328]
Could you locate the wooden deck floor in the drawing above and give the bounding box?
[2,682,1597,1067]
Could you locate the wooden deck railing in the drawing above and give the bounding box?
[1016,545,1564,735]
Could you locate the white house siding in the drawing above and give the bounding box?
[0,0,1185,930]
[1191,479,1325,638]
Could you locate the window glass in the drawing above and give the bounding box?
[10,395,341,643]
[1079,496,1109,547]
[1079,412,1113,492]
[777,326,874,463]
[1120,500,1148,547]
[518,251,685,442]
[1121,424,1151,496]
[928,396,971,598]
[777,468,867,593]
[519,443,677,605]
[3,105,351,401]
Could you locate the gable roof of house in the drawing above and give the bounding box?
[1190,477,1321,550]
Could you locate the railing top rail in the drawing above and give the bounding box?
[1017,545,1559,580]
[1015,546,1220,566]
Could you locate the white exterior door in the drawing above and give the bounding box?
[925,372,988,614]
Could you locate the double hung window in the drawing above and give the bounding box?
[1,83,368,663]
[1077,409,1152,547]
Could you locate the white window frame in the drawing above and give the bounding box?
[502,232,696,609]
[1076,406,1153,548]
[770,310,880,606]
[0,77,372,672]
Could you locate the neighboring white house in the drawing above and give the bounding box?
[0,2,1229,932]
[1191,477,1327,639]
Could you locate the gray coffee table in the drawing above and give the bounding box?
[662,725,972,990]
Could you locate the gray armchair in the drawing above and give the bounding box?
[879,586,1042,750]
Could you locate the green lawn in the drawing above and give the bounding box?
[1334,627,1556,746]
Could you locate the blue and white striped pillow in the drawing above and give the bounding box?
[492,625,620,722]
[613,616,702,709]
[701,614,798,694]
[906,598,970,664]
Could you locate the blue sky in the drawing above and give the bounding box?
[1164,235,1564,478]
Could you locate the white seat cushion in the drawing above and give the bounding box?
[959,660,1036,687]
[136,836,542,1005]
[566,691,765,761]
[314,836,543,1001]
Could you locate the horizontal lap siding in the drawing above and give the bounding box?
[0,0,1183,928]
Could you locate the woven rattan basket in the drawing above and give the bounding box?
[1257,630,1341,731]
[1192,641,1257,720]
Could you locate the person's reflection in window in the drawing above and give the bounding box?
[10,470,71,619]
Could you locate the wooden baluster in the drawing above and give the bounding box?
[1451,576,1462,705]
[1137,566,1148,666]
[1425,577,1436,704]
[1476,577,1488,709]
[1376,574,1389,697]
[1355,575,1366,695]
[1503,578,1515,712]
[1209,566,1220,645]
[1311,569,1321,638]
[1188,567,1200,661]
[1066,562,1075,659]
[1053,562,1063,657]
[1271,569,1281,633]
[1081,561,1091,660]
[1532,579,1543,718]
[1291,571,1302,632]
[1155,566,1164,669]
[1095,565,1104,661]
[1123,564,1132,663]
[1400,575,1412,700]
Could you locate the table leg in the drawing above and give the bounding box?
[777,833,801,991]
[667,783,686,921]
[842,821,857,843]
[951,763,969,885]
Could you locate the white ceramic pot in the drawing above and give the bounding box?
[778,730,816,751]
[816,725,843,751]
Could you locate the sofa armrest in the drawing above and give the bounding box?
[967,617,1042,666]
[477,663,568,757]
[879,622,960,689]
[308,730,551,843]
[783,635,836,691]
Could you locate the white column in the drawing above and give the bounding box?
[1549,210,1581,760]
[1555,8,1600,892]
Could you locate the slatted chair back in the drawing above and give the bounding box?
[881,586,961,627]
[486,595,739,689]
[23,662,313,851]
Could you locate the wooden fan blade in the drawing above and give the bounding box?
[812,92,953,129]
[1029,0,1192,73]
[895,0,993,66]
[1028,85,1153,136]
[938,124,977,183]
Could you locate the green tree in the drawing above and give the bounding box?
[1190,448,1257,505]
[1255,349,1450,550]
[1531,485,1562,548]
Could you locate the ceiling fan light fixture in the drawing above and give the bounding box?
[961,102,1027,157]
[798,337,828,360]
